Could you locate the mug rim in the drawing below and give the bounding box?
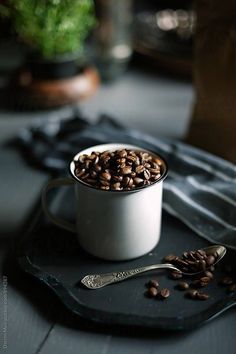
[69,143,168,194]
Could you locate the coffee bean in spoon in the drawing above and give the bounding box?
[162,247,220,274]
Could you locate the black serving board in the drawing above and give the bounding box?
[17,187,236,331]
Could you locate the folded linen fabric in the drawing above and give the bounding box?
[17,113,236,250]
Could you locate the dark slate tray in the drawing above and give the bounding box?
[17,187,236,331]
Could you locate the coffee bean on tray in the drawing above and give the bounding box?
[186,289,198,299]
[163,254,178,263]
[74,149,164,191]
[169,271,183,279]
[177,281,189,290]
[159,288,170,299]
[191,278,209,288]
[148,287,158,298]
[148,279,159,289]
[196,292,210,301]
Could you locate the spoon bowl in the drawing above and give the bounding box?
[81,245,226,289]
[180,245,226,276]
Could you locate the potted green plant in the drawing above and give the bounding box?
[0,0,96,78]
[0,0,99,107]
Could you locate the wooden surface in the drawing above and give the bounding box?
[0,58,236,354]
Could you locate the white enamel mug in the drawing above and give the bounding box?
[42,143,168,261]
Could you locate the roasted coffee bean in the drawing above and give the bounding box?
[84,160,91,169]
[143,180,151,186]
[100,150,109,158]
[101,185,110,190]
[88,153,97,160]
[196,292,209,300]
[126,155,137,163]
[90,170,97,179]
[135,165,145,174]
[143,169,151,180]
[100,179,110,187]
[81,173,89,180]
[113,175,123,182]
[149,168,161,174]
[100,172,111,181]
[134,177,144,185]
[204,271,214,279]
[163,254,178,263]
[197,249,206,257]
[111,182,121,190]
[169,271,182,279]
[206,255,215,266]
[175,259,189,267]
[116,158,126,165]
[76,168,86,178]
[151,162,160,169]
[123,176,131,187]
[144,163,151,168]
[200,276,211,283]
[94,164,102,172]
[130,171,136,178]
[153,157,163,165]
[148,279,159,289]
[191,279,208,288]
[121,166,132,175]
[199,259,207,270]
[119,149,127,158]
[160,288,170,299]
[101,155,110,163]
[78,154,87,163]
[177,281,189,290]
[128,150,136,157]
[220,276,234,286]
[188,251,198,261]
[228,284,236,293]
[93,156,99,164]
[152,174,161,180]
[148,287,158,298]
[186,289,198,299]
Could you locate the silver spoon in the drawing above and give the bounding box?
[81,245,226,289]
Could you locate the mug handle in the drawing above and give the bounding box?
[41,178,76,233]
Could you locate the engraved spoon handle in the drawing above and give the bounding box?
[81,263,179,289]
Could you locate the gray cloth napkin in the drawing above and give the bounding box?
[18,114,236,250]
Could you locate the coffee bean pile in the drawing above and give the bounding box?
[144,249,235,303]
[74,149,163,191]
[162,248,218,301]
[171,271,214,301]
[146,279,170,300]
[163,249,218,274]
